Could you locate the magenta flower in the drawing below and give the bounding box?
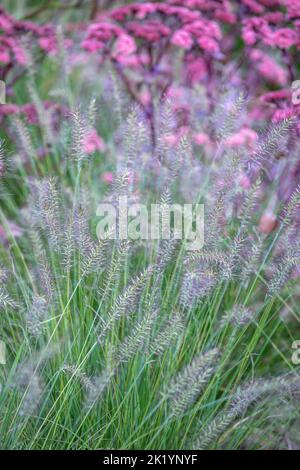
[0,44,9,63]
[83,129,106,154]
[250,49,288,86]
[272,107,296,122]
[225,128,258,149]
[197,36,219,53]
[259,212,277,234]
[286,0,300,20]
[193,132,210,146]
[81,38,105,52]
[242,0,264,15]
[113,34,136,57]
[101,172,114,184]
[171,30,193,49]
[270,28,298,49]
[260,89,291,102]
[239,174,252,190]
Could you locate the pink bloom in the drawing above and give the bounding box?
[0,104,20,116]
[286,0,300,19]
[259,212,277,234]
[135,3,156,19]
[242,17,271,46]
[83,129,106,154]
[225,128,258,148]
[271,28,298,49]
[22,103,38,124]
[242,29,256,45]
[250,49,288,85]
[272,107,295,122]
[0,13,13,34]
[197,36,219,53]
[263,12,284,24]
[193,132,210,145]
[260,89,291,102]
[38,37,57,54]
[0,45,9,63]
[113,33,136,57]
[164,134,179,147]
[215,10,236,25]
[239,174,252,189]
[38,36,72,55]
[102,172,114,184]
[81,38,105,52]
[186,56,208,83]
[242,0,265,14]
[171,30,193,49]
[140,90,151,106]
[166,86,185,100]
[116,54,140,67]
[11,41,27,65]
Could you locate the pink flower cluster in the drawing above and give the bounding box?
[81,2,300,125]
[0,7,32,66]
[244,1,300,44]
[167,0,236,24]
[83,129,106,154]
[249,49,288,86]
[0,7,71,77]
[0,101,66,126]
[81,2,225,147]
[169,0,300,50]
[82,3,223,58]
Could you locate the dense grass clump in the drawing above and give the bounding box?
[0,87,300,450]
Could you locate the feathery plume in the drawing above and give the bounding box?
[123,105,147,170]
[80,238,110,276]
[14,117,38,162]
[156,98,176,163]
[281,185,300,227]
[220,305,255,328]
[113,308,158,364]
[61,364,94,390]
[36,252,55,302]
[72,189,93,256]
[25,295,49,337]
[84,368,115,409]
[239,178,261,233]
[0,138,6,177]
[180,268,217,307]
[192,374,299,449]
[87,97,97,128]
[61,217,75,271]
[100,239,131,294]
[250,118,294,168]
[241,235,263,281]
[10,347,60,416]
[69,109,87,164]
[31,177,63,252]
[267,255,299,297]
[215,91,246,141]
[97,262,153,343]
[167,348,220,417]
[15,371,44,417]
[149,311,185,356]
[27,81,54,146]
[221,233,245,280]
[0,264,9,283]
[0,287,18,310]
